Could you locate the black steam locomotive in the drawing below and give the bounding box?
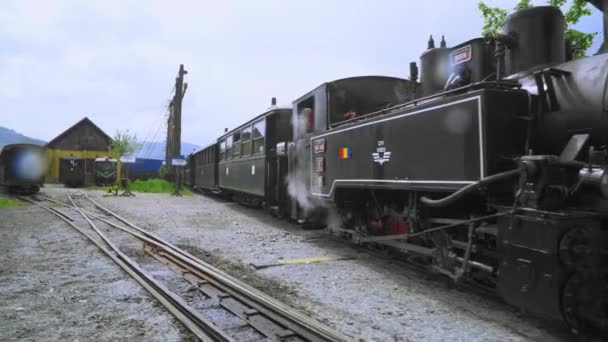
[187,3,608,334]
[0,144,46,195]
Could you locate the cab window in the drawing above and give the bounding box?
[297,96,315,133]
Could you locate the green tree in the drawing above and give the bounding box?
[478,0,597,57]
[110,130,141,158]
[478,2,508,36]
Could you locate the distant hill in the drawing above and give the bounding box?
[0,126,46,149]
[136,141,200,160]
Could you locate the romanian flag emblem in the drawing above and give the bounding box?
[339,147,352,159]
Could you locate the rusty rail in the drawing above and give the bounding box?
[19,195,226,341]
[39,194,351,342]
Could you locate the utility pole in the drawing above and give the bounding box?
[173,64,187,160]
[165,101,172,172]
[164,64,188,178]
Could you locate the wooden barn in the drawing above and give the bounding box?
[45,117,118,184]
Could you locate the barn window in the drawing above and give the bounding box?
[241,125,252,156]
[252,120,265,154]
[232,132,241,157]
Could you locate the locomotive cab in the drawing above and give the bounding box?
[288,76,419,223]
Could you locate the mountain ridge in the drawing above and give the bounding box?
[0,126,46,149]
[0,126,199,159]
[135,141,200,160]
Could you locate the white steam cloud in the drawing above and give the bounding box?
[287,111,316,211]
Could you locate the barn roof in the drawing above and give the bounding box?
[46,117,112,148]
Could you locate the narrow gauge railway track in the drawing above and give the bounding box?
[19,194,350,342]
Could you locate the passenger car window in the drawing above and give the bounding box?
[252,120,265,154]
[226,136,233,159]
[219,140,226,161]
[233,132,241,157]
[241,126,252,156]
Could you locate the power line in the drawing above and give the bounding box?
[137,83,176,159]
[139,112,166,158]
[142,113,167,160]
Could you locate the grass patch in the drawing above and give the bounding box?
[127,178,191,195]
[0,196,24,208]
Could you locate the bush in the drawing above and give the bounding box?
[127,178,191,195]
[159,165,169,180]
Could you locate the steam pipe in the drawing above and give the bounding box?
[420,168,521,207]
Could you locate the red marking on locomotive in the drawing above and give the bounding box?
[451,45,472,65]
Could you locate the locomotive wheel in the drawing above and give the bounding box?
[559,227,593,268]
[561,272,608,335]
[11,185,39,196]
[562,272,585,334]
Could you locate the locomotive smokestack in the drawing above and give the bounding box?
[271,97,277,106]
[224,128,228,133]
[409,62,419,82]
[440,35,447,48]
[427,35,435,49]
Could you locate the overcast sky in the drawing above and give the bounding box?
[0,0,603,151]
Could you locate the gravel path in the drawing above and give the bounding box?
[0,198,189,341]
[36,187,570,342]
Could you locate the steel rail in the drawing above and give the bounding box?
[19,195,230,342]
[65,193,234,342]
[79,194,351,342]
[41,194,351,341]
[46,196,302,339]
[46,196,303,339]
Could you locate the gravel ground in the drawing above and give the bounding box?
[0,195,189,341]
[2,185,573,341]
[0,187,570,341]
